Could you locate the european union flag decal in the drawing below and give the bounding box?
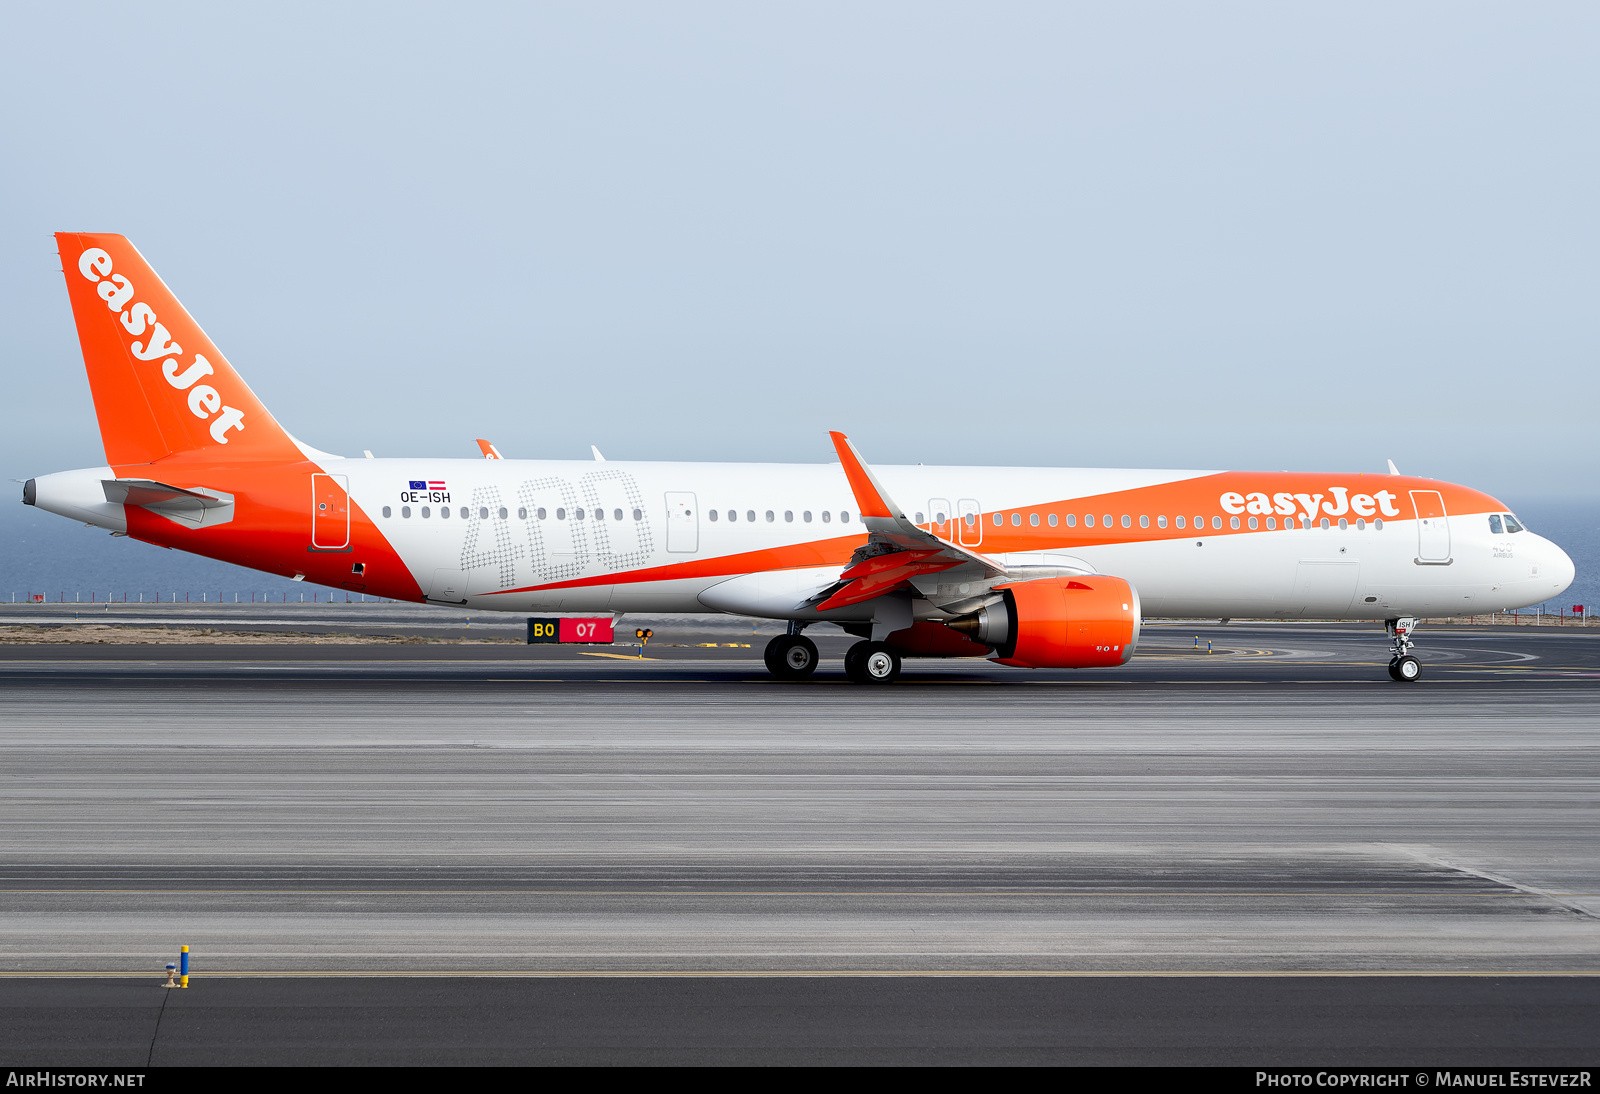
[409,480,426,490]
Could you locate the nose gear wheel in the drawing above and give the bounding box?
[1385,618,1421,682]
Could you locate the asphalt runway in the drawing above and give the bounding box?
[0,618,1596,1061]
[6,975,1599,1066]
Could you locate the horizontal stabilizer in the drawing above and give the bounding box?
[102,478,234,528]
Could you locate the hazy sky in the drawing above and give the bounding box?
[3,3,1597,509]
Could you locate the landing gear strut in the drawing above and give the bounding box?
[1386,617,1421,682]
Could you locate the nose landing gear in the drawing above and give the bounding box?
[1386,617,1421,681]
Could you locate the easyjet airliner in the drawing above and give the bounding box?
[24,234,1576,683]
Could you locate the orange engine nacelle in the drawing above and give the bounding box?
[950,576,1141,669]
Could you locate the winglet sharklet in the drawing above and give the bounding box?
[826,431,1007,580]
[828,431,898,520]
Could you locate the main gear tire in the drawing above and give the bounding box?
[765,634,819,680]
[845,641,901,684]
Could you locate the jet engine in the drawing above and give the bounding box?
[947,575,1141,668]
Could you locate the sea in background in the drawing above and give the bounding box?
[0,493,1595,615]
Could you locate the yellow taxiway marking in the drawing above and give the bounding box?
[577,651,659,661]
[10,889,1594,899]
[4,969,1599,979]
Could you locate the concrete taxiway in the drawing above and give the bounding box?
[0,617,1596,1061]
[0,619,1596,976]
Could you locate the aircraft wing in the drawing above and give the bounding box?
[811,432,1005,611]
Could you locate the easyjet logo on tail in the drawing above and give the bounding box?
[75,248,246,445]
[1219,487,1403,521]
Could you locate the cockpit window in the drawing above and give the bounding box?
[1489,514,1503,534]
[1504,513,1524,533]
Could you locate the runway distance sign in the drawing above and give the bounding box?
[527,617,614,644]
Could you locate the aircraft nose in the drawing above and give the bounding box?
[1546,538,1576,599]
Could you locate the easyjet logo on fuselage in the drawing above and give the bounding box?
[75,247,246,445]
[1218,487,1402,521]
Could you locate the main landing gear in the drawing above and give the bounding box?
[763,628,819,680]
[844,641,902,685]
[763,624,902,684]
[1386,617,1421,682]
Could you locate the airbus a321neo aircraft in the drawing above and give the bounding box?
[25,234,1576,683]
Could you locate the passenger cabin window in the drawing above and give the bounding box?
[727,510,736,522]
[633,508,643,521]
[1247,517,1258,530]
[1175,516,1185,529]
[479,507,489,519]
[382,506,392,518]
[440,506,450,519]
[785,511,794,522]
[421,506,431,518]
[517,507,527,519]
[803,511,812,522]
[1266,517,1275,529]
[1157,515,1166,529]
[1320,517,1330,530]
[747,510,756,523]
[841,512,850,523]
[992,514,1002,526]
[1104,514,1114,528]
[1211,516,1222,530]
[709,510,718,521]
[1139,515,1149,529]
[1120,515,1131,529]
[1065,514,1076,527]
[556,508,567,520]
[1489,514,1503,534]
[401,506,411,518]
[915,512,924,524]
[1012,513,1022,526]
[822,511,831,523]
[1084,514,1094,528]
[1338,518,1348,530]
[1047,514,1058,527]
[537,508,547,520]
[1230,516,1240,529]
[765,510,774,523]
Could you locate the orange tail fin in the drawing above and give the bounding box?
[55,233,303,468]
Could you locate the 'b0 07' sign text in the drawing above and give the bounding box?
[527,617,614,645]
